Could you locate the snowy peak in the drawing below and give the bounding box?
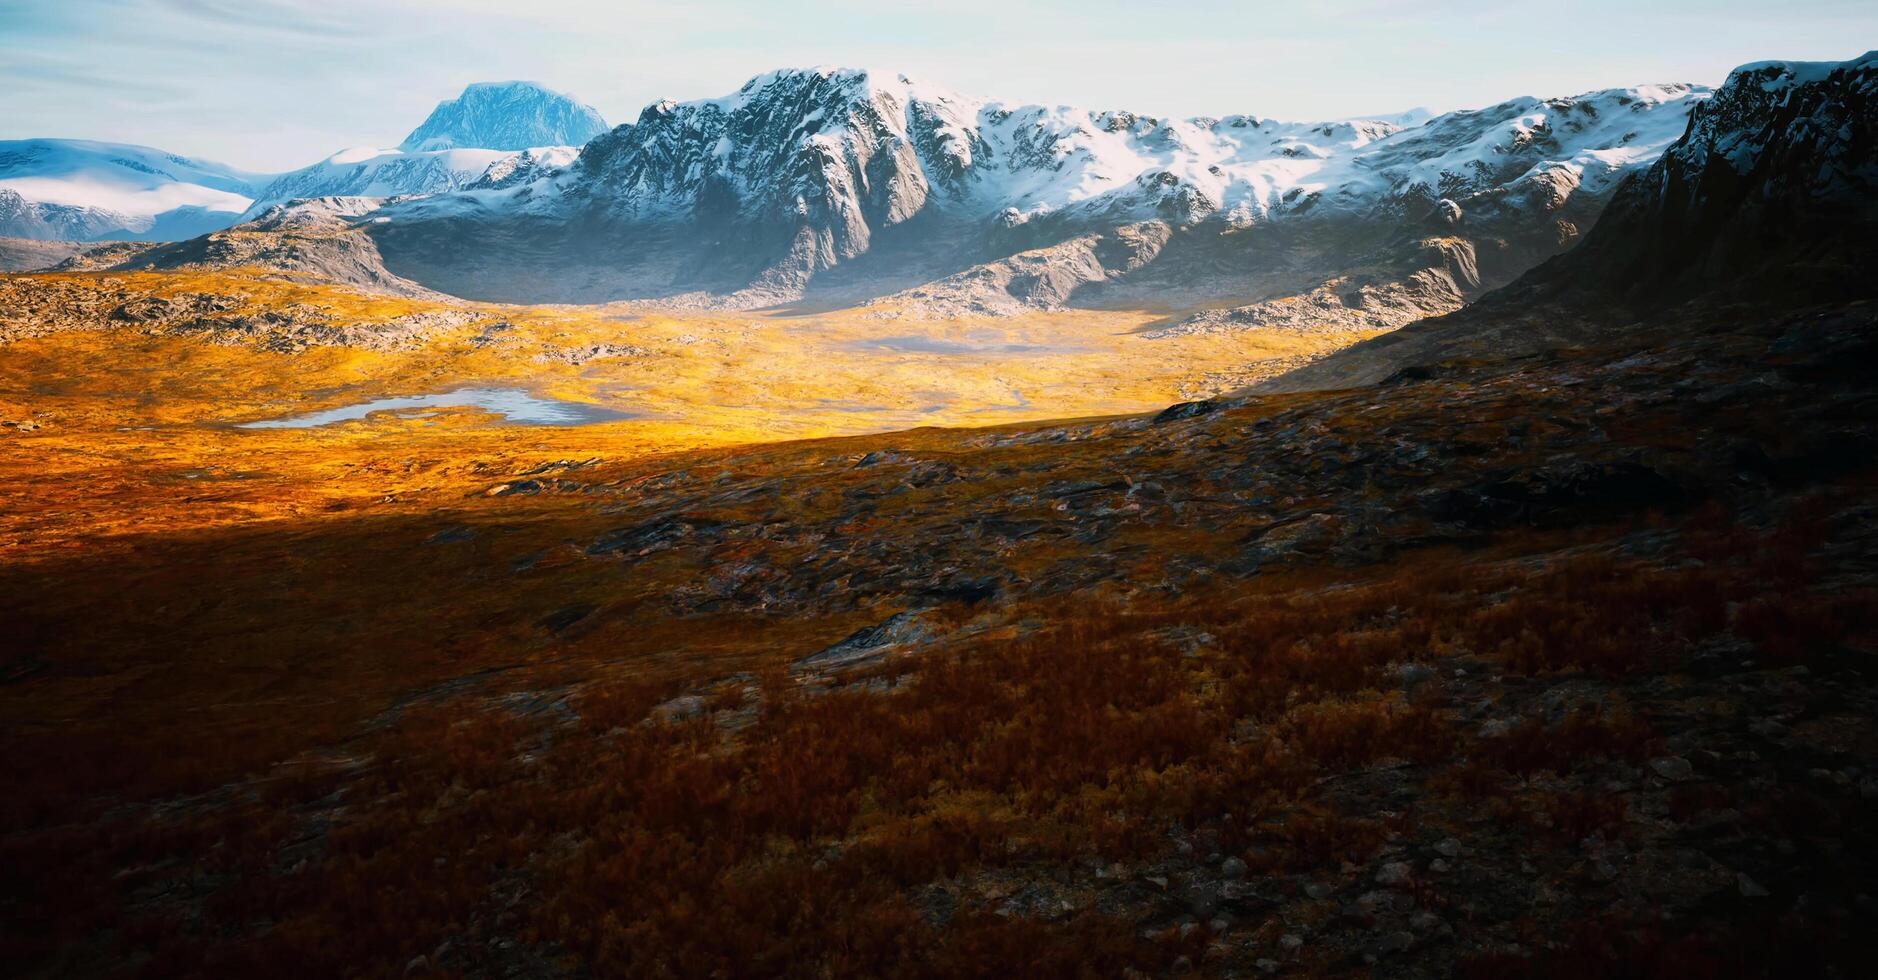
[398,81,609,152]
[563,66,1707,236]
[1351,83,1709,209]
[250,80,606,214]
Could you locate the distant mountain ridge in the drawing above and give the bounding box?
[0,139,263,241]
[35,65,1717,317]
[0,83,606,241]
[242,146,581,216]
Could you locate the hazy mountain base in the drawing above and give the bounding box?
[0,236,89,273]
[355,187,1570,322]
[98,190,1547,356]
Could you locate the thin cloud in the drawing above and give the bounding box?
[147,0,370,39]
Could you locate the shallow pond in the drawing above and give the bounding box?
[237,388,633,429]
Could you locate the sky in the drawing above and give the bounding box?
[2,0,1874,172]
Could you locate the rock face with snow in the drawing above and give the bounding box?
[0,139,262,241]
[1529,51,1878,302]
[1257,51,1878,393]
[364,67,1708,312]
[464,147,581,191]
[398,82,608,152]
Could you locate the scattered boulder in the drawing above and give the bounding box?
[795,612,931,671]
[537,604,597,635]
[1239,513,1345,570]
[533,342,650,365]
[1376,861,1413,888]
[1153,399,1218,424]
[1650,756,1696,782]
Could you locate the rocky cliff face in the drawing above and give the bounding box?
[366,67,1707,310]
[1532,51,1878,302]
[1257,51,1878,393]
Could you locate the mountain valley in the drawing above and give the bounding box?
[2,47,1876,980]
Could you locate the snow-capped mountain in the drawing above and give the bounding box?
[242,83,601,214]
[398,81,608,152]
[367,67,1709,310]
[0,139,264,241]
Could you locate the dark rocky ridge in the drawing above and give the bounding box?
[1259,52,1878,394]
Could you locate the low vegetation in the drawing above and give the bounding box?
[5,488,1873,976]
[3,275,1875,976]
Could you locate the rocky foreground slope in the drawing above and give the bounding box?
[5,293,1876,978]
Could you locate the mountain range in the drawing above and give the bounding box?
[0,81,604,245]
[21,67,1716,328]
[10,57,1867,336]
[367,68,1709,317]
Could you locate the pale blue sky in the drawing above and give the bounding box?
[2,0,1873,172]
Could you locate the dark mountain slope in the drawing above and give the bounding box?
[1258,51,1878,394]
